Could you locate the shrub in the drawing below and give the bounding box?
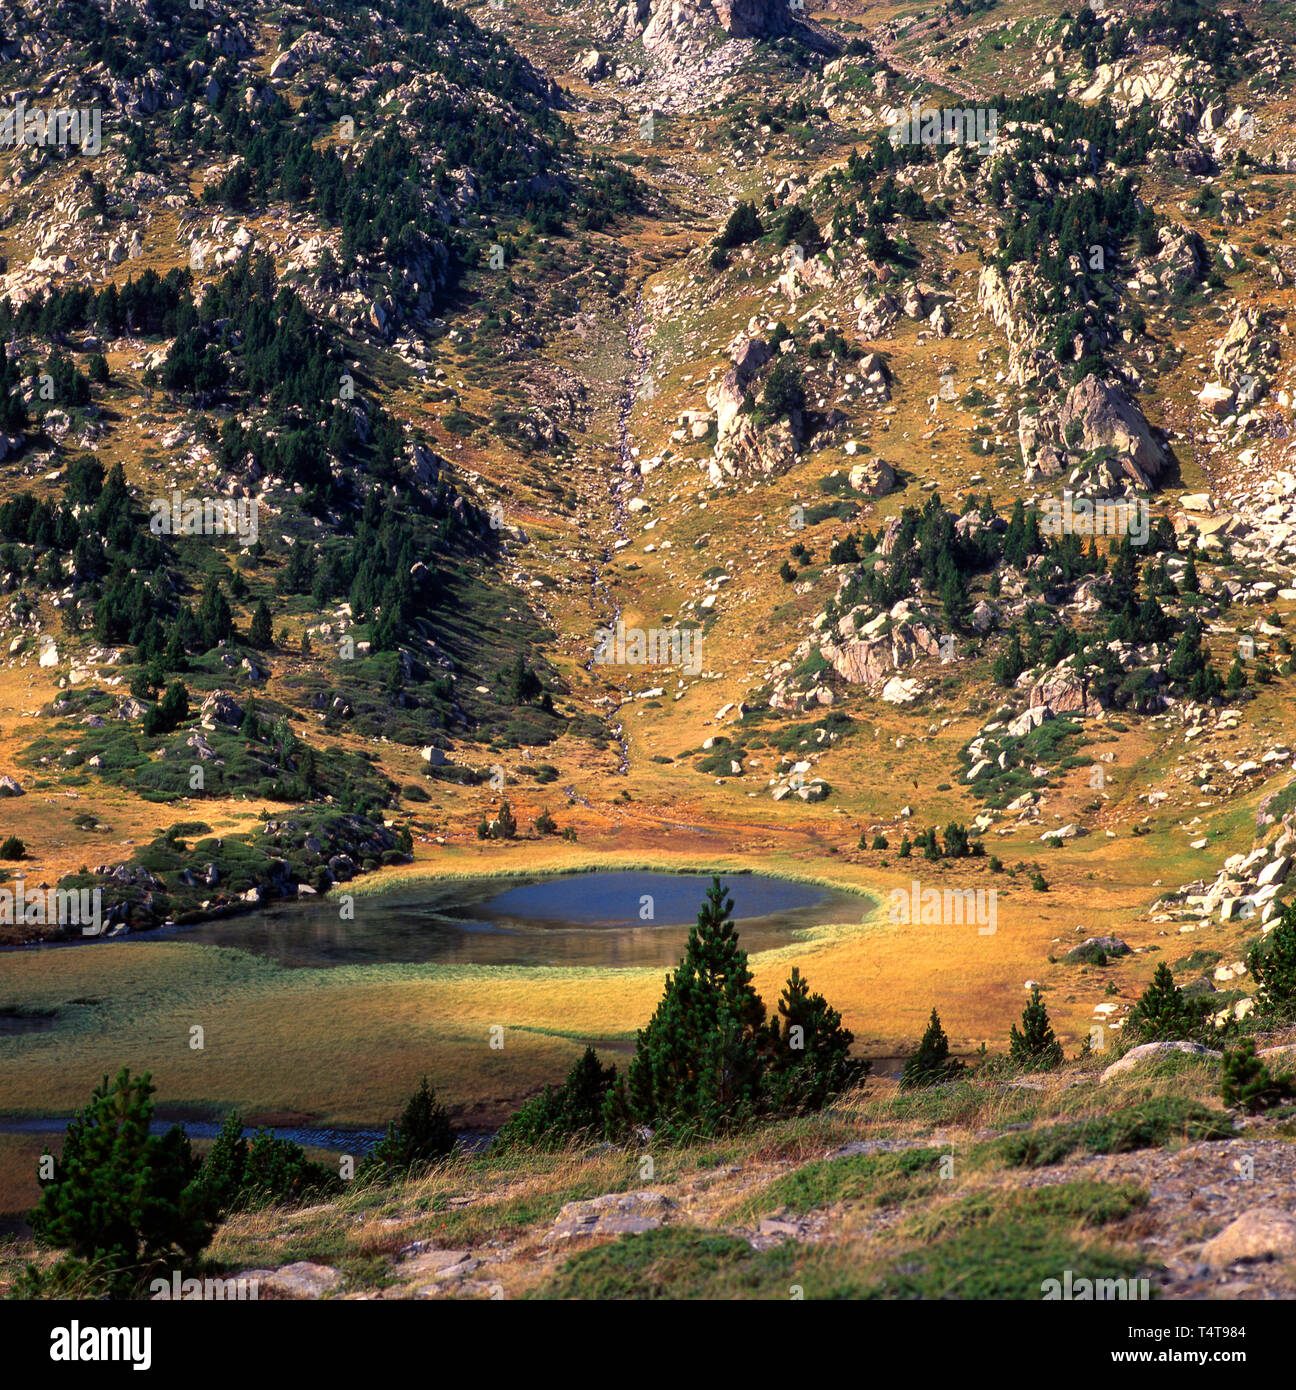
[0,835,24,860]
[533,808,557,835]
[241,1129,340,1203]
[192,1108,339,1212]
[1000,1097,1233,1168]
[753,357,805,427]
[193,1110,248,1214]
[494,1047,618,1151]
[1221,1039,1295,1114]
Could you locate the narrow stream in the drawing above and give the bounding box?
[582,286,650,776]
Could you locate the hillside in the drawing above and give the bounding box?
[1,0,1296,1315]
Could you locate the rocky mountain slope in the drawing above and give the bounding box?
[3,0,1296,1302]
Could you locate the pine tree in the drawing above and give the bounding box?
[249,599,274,650]
[361,1076,455,1176]
[143,680,189,736]
[1182,548,1200,594]
[1126,962,1194,1041]
[1249,901,1296,1020]
[993,631,1025,687]
[241,1130,338,1204]
[937,550,970,626]
[715,199,764,249]
[30,1068,213,1294]
[900,1009,966,1090]
[763,966,869,1112]
[197,574,232,650]
[617,878,768,1134]
[501,653,541,704]
[1009,986,1064,1070]
[194,1110,248,1215]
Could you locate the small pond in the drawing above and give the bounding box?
[154,870,864,969]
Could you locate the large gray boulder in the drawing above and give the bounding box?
[1058,374,1167,486]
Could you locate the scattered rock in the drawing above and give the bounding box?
[1100,1041,1221,1084]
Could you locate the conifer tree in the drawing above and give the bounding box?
[494,1047,618,1151]
[249,598,274,650]
[198,1111,248,1212]
[1182,548,1200,594]
[492,801,517,839]
[616,878,768,1134]
[197,574,232,650]
[764,966,869,1111]
[900,1008,966,1089]
[715,199,763,249]
[1009,986,1064,1070]
[361,1076,454,1176]
[1249,901,1296,1020]
[30,1068,213,1294]
[1126,962,1194,1041]
[143,680,189,736]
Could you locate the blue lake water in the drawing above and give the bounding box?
[154,870,864,969]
